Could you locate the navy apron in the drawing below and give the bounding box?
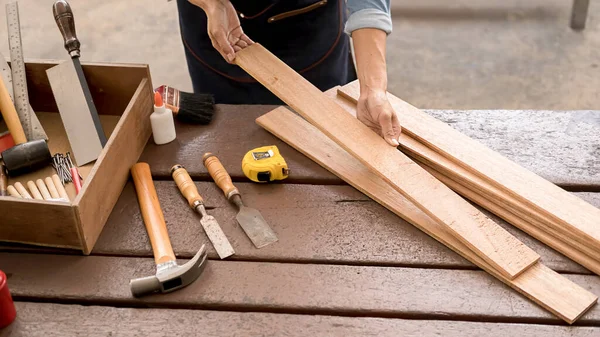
[176,0,357,104]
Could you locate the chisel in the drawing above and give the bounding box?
[203,153,278,248]
[171,164,235,259]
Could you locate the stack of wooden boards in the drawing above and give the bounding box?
[233,43,600,324]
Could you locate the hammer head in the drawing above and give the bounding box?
[1,139,51,176]
[130,244,208,297]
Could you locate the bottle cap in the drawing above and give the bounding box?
[154,91,164,108]
[0,270,17,328]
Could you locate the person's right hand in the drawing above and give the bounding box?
[189,0,254,63]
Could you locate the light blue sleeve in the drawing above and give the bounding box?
[344,0,392,35]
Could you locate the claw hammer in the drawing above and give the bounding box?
[129,162,208,297]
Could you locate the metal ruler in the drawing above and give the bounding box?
[5,1,47,141]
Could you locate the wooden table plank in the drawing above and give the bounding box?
[139,104,600,188]
[86,181,597,274]
[2,253,600,324]
[3,302,600,337]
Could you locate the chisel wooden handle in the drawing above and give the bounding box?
[0,164,7,196]
[36,179,51,200]
[52,0,80,58]
[203,153,239,200]
[131,162,176,265]
[171,164,203,209]
[0,75,27,144]
[27,181,43,200]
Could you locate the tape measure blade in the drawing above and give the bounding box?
[5,2,47,141]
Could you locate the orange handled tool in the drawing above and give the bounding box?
[131,162,175,265]
[171,164,234,259]
[202,153,278,249]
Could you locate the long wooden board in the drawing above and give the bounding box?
[2,253,600,324]
[8,302,600,337]
[255,107,597,324]
[326,89,600,273]
[338,81,600,253]
[235,43,540,280]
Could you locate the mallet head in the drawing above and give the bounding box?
[130,244,208,297]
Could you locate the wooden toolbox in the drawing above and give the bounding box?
[0,61,154,254]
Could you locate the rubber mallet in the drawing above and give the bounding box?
[129,162,208,297]
[0,75,51,176]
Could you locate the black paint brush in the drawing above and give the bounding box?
[155,85,215,124]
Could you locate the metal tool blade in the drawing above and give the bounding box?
[236,206,278,248]
[198,212,235,259]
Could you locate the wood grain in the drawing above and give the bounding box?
[2,253,600,324]
[0,197,78,249]
[338,81,600,254]
[328,90,600,273]
[236,43,540,280]
[6,302,600,337]
[75,77,154,254]
[255,107,597,323]
[89,181,592,274]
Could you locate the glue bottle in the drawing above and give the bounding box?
[150,91,176,145]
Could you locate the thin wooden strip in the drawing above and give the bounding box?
[422,164,600,276]
[235,43,540,280]
[2,253,600,324]
[255,107,598,324]
[410,153,600,262]
[10,302,600,337]
[338,81,600,253]
[330,90,600,271]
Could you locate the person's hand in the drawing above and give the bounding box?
[357,89,401,147]
[189,0,254,63]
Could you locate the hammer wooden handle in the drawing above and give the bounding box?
[0,75,27,144]
[203,153,239,200]
[131,162,176,265]
[171,164,203,209]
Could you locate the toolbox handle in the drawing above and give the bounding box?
[203,153,239,200]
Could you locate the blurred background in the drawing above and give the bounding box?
[0,0,597,110]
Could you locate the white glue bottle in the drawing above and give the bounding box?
[150,91,176,145]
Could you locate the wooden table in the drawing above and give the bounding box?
[1,105,599,336]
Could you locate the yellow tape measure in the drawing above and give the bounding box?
[242,145,289,183]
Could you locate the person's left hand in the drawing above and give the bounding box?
[356,89,402,147]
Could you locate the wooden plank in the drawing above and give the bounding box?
[138,103,337,183]
[327,90,600,273]
[23,61,150,117]
[423,165,600,276]
[76,77,154,254]
[0,197,79,249]
[2,253,600,324]
[6,302,600,337]
[90,181,590,274]
[235,43,540,280]
[255,107,597,324]
[338,81,600,255]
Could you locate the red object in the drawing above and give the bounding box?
[71,167,82,194]
[154,91,163,107]
[0,132,15,153]
[0,270,16,328]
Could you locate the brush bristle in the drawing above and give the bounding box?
[177,91,216,124]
